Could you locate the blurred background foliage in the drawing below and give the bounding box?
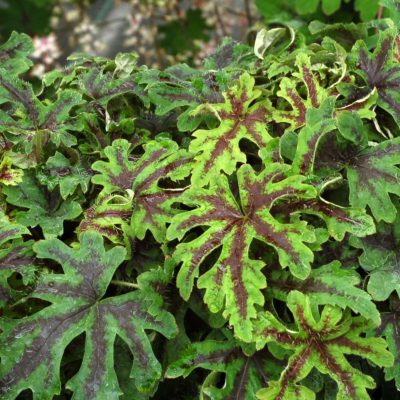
[0,0,391,76]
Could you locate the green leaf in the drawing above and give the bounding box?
[3,170,82,238]
[349,219,400,300]
[0,231,177,399]
[254,291,394,400]
[91,138,192,242]
[296,0,319,14]
[189,73,272,186]
[267,261,381,325]
[168,163,316,340]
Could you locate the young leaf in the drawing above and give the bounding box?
[36,151,91,199]
[91,138,192,242]
[254,291,393,400]
[267,261,380,325]
[3,171,82,238]
[273,54,329,131]
[0,231,177,399]
[168,163,316,340]
[189,73,272,186]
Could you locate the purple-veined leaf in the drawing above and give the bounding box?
[376,295,400,390]
[138,64,229,131]
[357,28,400,127]
[168,163,317,340]
[267,260,380,325]
[0,71,84,149]
[78,193,132,246]
[3,170,82,238]
[0,212,36,307]
[0,156,23,186]
[166,333,282,400]
[0,32,33,75]
[0,231,177,399]
[273,54,329,131]
[91,138,192,242]
[254,291,393,400]
[189,72,272,186]
[334,111,400,223]
[345,135,400,223]
[291,97,336,175]
[296,105,400,223]
[272,194,375,241]
[77,66,145,107]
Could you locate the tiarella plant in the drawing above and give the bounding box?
[1,12,400,400]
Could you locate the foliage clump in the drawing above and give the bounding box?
[1,10,400,399]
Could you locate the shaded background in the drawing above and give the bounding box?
[0,0,384,76]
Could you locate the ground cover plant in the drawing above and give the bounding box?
[1,7,400,400]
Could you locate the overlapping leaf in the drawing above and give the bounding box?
[376,295,400,390]
[36,151,91,199]
[0,71,84,149]
[350,217,400,301]
[166,334,282,399]
[0,31,33,75]
[3,170,82,238]
[267,261,380,325]
[254,291,393,400]
[0,231,177,399]
[0,212,36,307]
[297,107,400,223]
[144,65,226,132]
[78,193,132,245]
[189,73,272,186]
[77,66,143,107]
[273,54,329,131]
[168,163,317,340]
[0,155,23,185]
[91,138,192,241]
[357,28,400,127]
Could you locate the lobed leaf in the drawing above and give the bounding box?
[168,163,317,340]
[0,231,177,399]
[189,73,272,186]
[91,138,192,241]
[254,291,393,400]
